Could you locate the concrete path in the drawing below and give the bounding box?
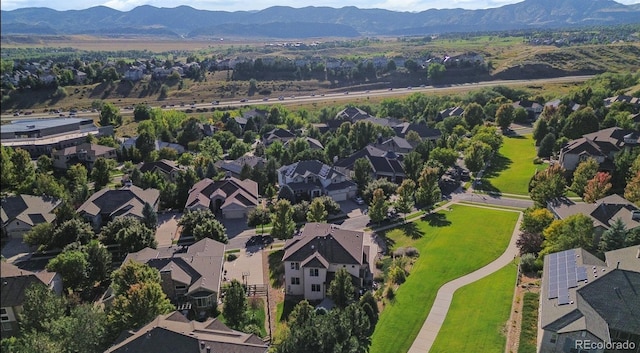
[408,206,523,353]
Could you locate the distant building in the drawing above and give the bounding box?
[185,176,258,219]
[215,155,266,178]
[51,143,117,170]
[278,160,356,202]
[1,118,113,158]
[559,127,639,172]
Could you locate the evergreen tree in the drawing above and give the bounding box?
[328,268,355,309]
[599,218,627,254]
[369,188,389,225]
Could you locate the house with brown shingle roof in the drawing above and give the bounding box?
[1,194,61,238]
[51,142,116,170]
[1,262,62,338]
[548,194,640,237]
[121,238,226,316]
[77,185,160,230]
[559,127,639,171]
[185,176,258,219]
[104,311,268,353]
[138,159,183,182]
[282,223,371,301]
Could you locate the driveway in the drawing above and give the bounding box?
[1,238,34,264]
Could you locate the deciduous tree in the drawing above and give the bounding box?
[328,268,355,309]
[223,280,247,330]
[271,199,296,239]
[583,172,612,203]
[306,198,328,223]
[570,158,598,198]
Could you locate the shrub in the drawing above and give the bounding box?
[386,286,396,301]
[533,157,543,164]
[227,253,238,261]
[520,253,541,273]
[373,274,385,283]
[375,259,384,270]
[389,266,406,285]
[405,247,420,257]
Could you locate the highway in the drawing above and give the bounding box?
[1,75,593,121]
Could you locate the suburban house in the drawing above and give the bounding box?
[1,262,62,338]
[539,246,640,353]
[51,143,117,170]
[262,128,296,146]
[603,95,640,108]
[119,137,186,154]
[393,122,442,140]
[0,118,113,158]
[215,155,266,178]
[284,136,324,150]
[104,311,268,353]
[437,106,465,121]
[548,194,640,237]
[335,107,371,122]
[185,176,258,219]
[138,159,183,182]
[282,223,372,301]
[512,99,543,120]
[121,238,225,317]
[559,127,640,172]
[335,145,405,184]
[373,136,414,155]
[1,195,61,238]
[278,160,357,202]
[77,185,160,229]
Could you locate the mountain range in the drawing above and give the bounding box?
[2,0,639,39]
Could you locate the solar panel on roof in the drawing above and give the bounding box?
[558,296,570,305]
[577,267,588,281]
[569,278,578,288]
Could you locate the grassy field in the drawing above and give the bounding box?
[480,134,546,195]
[518,292,540,353]
[430,262,518,353]
[370,205,519,353]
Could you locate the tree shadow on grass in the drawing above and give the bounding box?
[423,212,452,227]
[507,134,526,140]
[400,222,425,239]
[477,152,512,194]
[268,249,285,288]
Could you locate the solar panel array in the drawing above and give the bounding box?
[547,249,588,305]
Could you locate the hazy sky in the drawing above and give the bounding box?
[2,0,639,12]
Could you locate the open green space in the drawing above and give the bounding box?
[370,205,519,353]
[518,292,540,353]
[430,262,518,353]
[480,134,546,195]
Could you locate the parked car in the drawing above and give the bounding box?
[353,196,364,205]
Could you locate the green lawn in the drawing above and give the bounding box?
[370,205,519,353]
[480,134,546,195]
[518,292,540,353]
[430,262,518,353]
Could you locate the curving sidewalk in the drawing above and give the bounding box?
[407,207,523,353]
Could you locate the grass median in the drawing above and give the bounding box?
[370,204,519,353]
[430,261,518,353]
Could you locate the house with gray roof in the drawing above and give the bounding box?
[138,159,183,182]
[185,176,258,219]
[373,136,414,155]
[104,311,268,353]
[1,262,62,338]
[77,185,160,230]
[284,136,324,150]
[215,155,266,179]
[51,142,117,170]
[559,127,639,172]
[548,194,640,237]
[282,223,371,301]
[437,106,465,121]
[512,99,543,120]
[121,238,225,317]
[1,195,61,238]
[393,122,441,141]
[119,137,186,154]
[278,160,356,202]
[262,128,296,146]
[335,145,405,184]
[539,246,640,353]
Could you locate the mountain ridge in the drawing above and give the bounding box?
[2,0,639,38]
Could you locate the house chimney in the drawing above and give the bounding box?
[206,347,211,353]
[617,261,620,269]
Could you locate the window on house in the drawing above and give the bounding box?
[0,309,9,323]
[291,277,300,285]
[1,322,11,332]
[310,268,319,276]
[194,295,211,308]
[550,333,558,344]
[311,284,321,292]
[290,262,299,270]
